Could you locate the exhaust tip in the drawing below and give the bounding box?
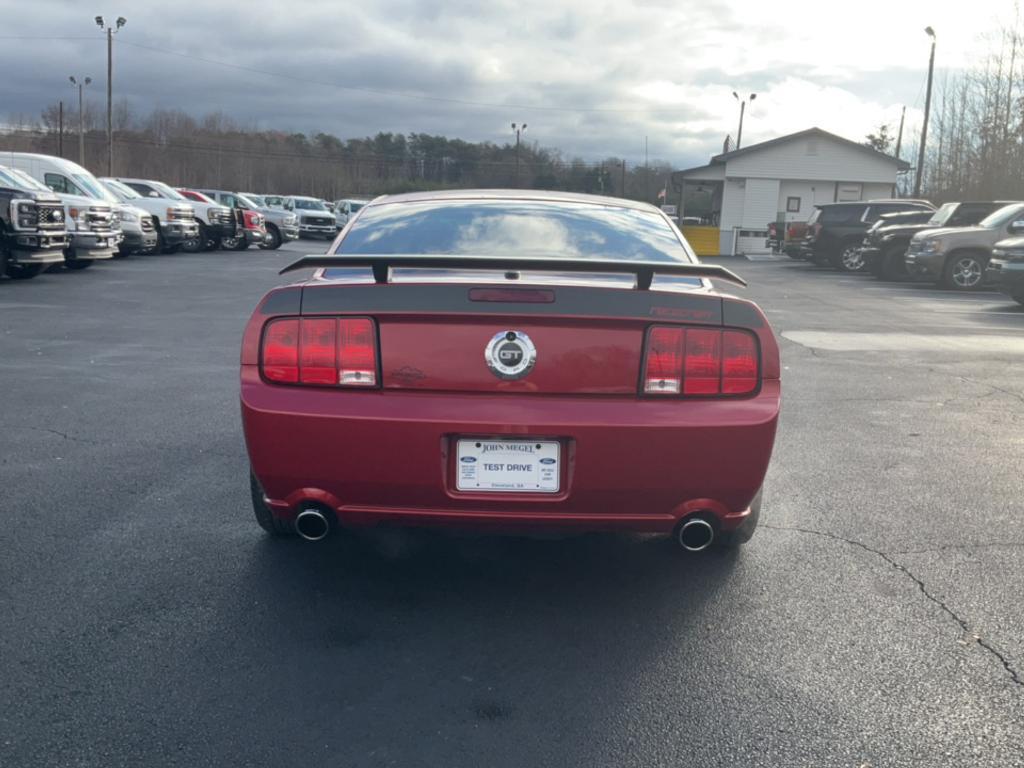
[295,508,331,542]
[678,517,715,552]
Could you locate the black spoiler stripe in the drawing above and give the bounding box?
[279,255,747,289]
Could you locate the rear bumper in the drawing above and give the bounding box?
[242,369,780,534]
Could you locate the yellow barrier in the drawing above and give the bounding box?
[681,226,720,257]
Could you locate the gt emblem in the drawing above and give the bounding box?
[485,330,537,380]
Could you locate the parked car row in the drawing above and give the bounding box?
[0,152,302,281]
[239,195,372,239]
[778,198,1024,304]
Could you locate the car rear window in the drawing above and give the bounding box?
[819,206,865,224]
[336,199,693,263]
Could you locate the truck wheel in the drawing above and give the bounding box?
[838,244,866,272]
[182,223,206,253]
[5,263,46,280]
[717,489,762,547]
[942,251,985,290]
[250,470,293,536]
[261,224,282,250]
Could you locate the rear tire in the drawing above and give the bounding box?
[250,470,293,536]
[717,489,761,547]
[942,251,986,290]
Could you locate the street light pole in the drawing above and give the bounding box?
[95,15,126,176]
[914,27,936,197]
[69,76,92,165]
[512,122,527,188]
[732,92,757,150]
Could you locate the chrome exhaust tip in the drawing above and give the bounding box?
[678,517,715,552]
[294,508,331,542]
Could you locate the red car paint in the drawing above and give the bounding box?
[178,189,215,204]
[241,191,780,541]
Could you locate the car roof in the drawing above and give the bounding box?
[819,199,930,208]
[367,188,662,213]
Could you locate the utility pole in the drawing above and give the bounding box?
[894,105,906,159]
[95,15,126,176]
[732,91,757,149]
[511,122,527,188]
[915,27,936,197]
[644,135,649,202]
[58,101,64,157]
[69,76,92,166]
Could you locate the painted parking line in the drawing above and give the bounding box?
[782,331,1024,353]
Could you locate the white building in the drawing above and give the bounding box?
[673,127,910,256]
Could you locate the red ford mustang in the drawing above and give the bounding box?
[241,190,780,552]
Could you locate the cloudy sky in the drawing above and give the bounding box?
[0,0,1014,168]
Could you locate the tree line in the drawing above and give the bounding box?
[864,12,1023,203]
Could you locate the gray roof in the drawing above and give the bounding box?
[676,127,911,177]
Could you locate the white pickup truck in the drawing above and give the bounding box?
[283,196,338,239]
[0,152,121,270]
[111,177,234,252]
[100,178,198,252]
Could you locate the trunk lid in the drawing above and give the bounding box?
[298,277,728,396]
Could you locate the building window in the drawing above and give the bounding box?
[786,196,801,213]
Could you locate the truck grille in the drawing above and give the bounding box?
[210,207,233,225]
[86,207,116,233]
[36,204,66,230]
[303,215,334,227]
[141,215,156,232]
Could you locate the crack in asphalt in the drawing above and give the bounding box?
[891,542,1024,555]
[3,425,104,446]
[763,523,1024,690]
[954,375,1024,405]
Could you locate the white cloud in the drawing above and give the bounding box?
[0,0,1015,166]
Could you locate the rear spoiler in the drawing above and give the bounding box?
[279,255,747,289]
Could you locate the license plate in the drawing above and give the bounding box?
[456,439,560,493]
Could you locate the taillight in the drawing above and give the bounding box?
[337,318,377,386]
[642,326,759,397]
[260,317,377,387]
[643,327,684,393]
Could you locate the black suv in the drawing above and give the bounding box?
[860,201,1013,279]
[797,199,934,268]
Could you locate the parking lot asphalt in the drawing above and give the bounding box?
[2,244,1023,767]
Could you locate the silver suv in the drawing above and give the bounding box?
[905,202,1024,289]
